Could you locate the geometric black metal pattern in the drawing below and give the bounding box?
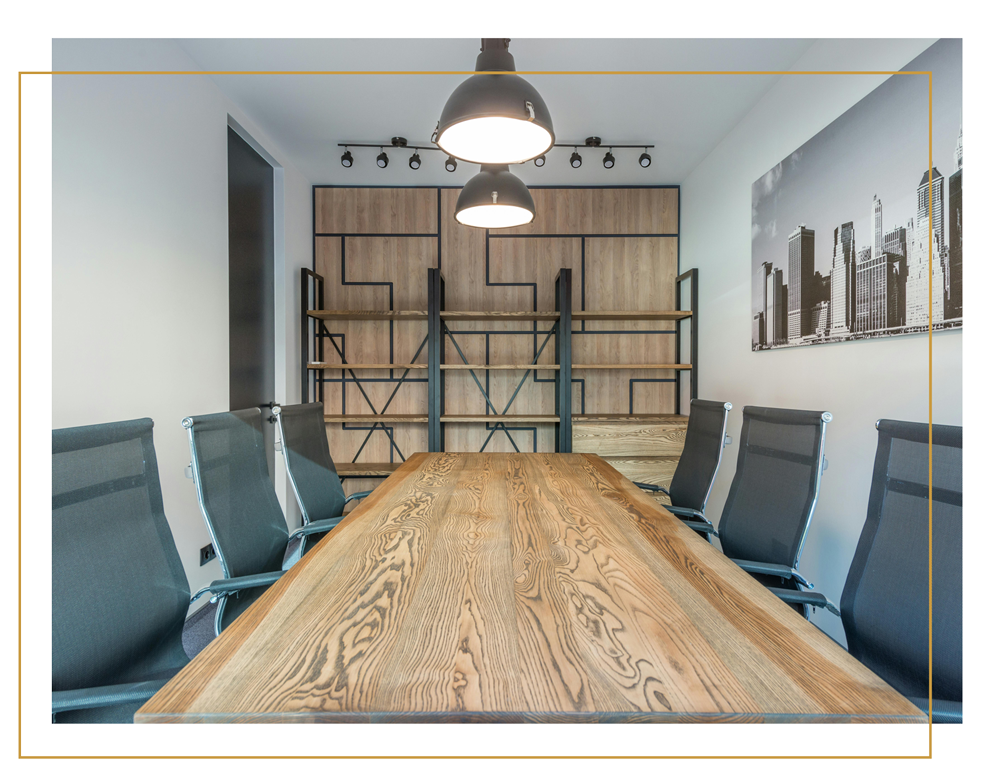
[307,185,691,462]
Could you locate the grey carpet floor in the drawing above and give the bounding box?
[182,602,217,659]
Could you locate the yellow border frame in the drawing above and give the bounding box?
[19,65,939,759]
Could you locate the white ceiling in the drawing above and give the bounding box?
[176,38,818,186]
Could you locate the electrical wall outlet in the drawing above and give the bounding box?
[199,543,216,566]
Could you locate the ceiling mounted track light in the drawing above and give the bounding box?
[338,139,440,171]
[455,164,535,229]
[552,140,655,170]
[433,38,555,165]
[445,156,458,172]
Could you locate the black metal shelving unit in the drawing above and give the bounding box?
[302,265,698,462]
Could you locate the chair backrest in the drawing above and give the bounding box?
[669,399,732,511]
[184,408,289,580]
[273,402,347,524]
[718,405,831,568]
[840,420,962,703]
[52,418,189,694]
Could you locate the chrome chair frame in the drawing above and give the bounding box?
[272,404,372,557]
[184,412,342,636]
[634,400,733,538]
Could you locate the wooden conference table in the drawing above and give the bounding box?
[137,452,925,723]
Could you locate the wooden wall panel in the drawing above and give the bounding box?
[315,187,438,234]
[312,186,682,473]
[603,456,680,491]
[572,420,687,457]
[575,237,679,414]
[492,188,678,235]
[315,235,432,465]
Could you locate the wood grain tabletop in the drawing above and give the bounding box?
[136,452,926,723]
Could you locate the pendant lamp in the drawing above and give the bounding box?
[434,38,555,165]
[454,165,535,229]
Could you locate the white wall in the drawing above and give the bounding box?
[680,38,960,642]
[52,39,311,610]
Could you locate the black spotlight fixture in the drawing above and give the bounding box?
[376,148,389,168]
[603,149,615,169]
[455,164,535,229]
[534,154,545,167]
[570,149,582,169]
[445,155,458,172]
[639,148,652,168]
[341,149,353,168]
[434,38,555,165]
[409,152,421,170]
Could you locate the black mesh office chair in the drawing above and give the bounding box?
[272,402,372,555]
[52,418,190,723]
[715,406,834,618]
[773,420,963,722]
[184,408,341,635]
[634,399,732,537]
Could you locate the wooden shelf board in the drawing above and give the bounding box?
[572,414,689,423]
[311,363,689,371]
[308,310,427,321]
[307,310,692,322]
[441,415,560,423]
[325,415,428,423]
[440,311,560,321]
[571,311,693,321]
[309,363,428,370]
[571,364,693,370]
[335,462,400,476]
[441,364,559,371]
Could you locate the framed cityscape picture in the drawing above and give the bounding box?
[750,38,962,350]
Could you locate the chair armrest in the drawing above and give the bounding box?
[662,505,709,524]
[908,697,962,723]
[769,587,841,617]
[190,571,285,602]
[679,518,718,538]
[731,559,813,588]
[345,490,373,504]
[52,678,172,715]
[288,517,344,541]
[634,481,671,495]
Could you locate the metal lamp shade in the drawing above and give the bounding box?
[454,165,535,229]
[435,42,555,165]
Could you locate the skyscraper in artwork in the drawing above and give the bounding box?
[871,195,883,257]
[883,224,908,327]
[855,246,875,332]
[830,222,856,335]
[917,167,945,256]
[907,168,946,327]
[766,266,785,345]
[947,126,963,320]
[787,225,815,342]
[758,261,772,344]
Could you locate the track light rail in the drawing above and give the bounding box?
[551,143,655,149]
[338,142,439,152]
